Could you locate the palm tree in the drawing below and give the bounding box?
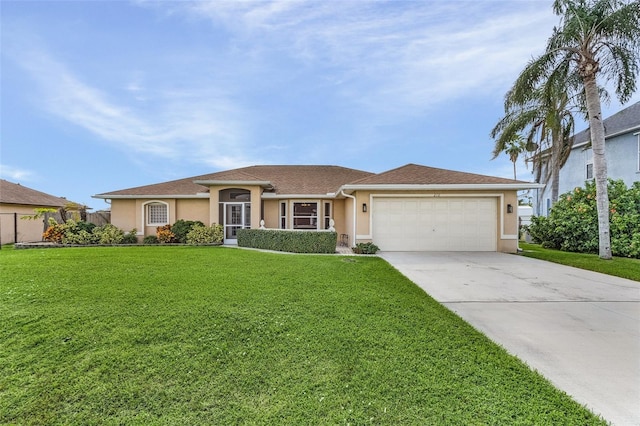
[504,135,526,180]
[505,0,640,259]
[491,81,575,203]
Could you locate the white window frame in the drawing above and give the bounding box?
[292,201,318,230]
[585,148,594,180]
[280,201,287,229]
[323,201,332,230]
[636,133,640,172]
[144,201,169,226]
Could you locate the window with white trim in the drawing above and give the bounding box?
[293,202,318,229]
[324,202,332,229]
[636,134,640,172]
[585,148,593,180]
[280,201,287,229]
[147,202,168,225]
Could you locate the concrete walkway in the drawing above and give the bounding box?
[378,251,640,426]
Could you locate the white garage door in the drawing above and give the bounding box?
[372,197,497,251]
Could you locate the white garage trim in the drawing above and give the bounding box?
[366,193,516,240]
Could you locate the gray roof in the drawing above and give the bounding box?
[574,101,640,145]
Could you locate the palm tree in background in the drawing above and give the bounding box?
[491,80,575,204]
[501,0,640,259]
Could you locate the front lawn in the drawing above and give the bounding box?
[520,242,640,281]
[1,246,604,424]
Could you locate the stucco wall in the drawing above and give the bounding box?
[352,189,520,253]
[0,204,48,243]
[110,199,137,233]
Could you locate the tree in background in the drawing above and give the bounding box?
[500,0,640,259]
[491,81,575,204]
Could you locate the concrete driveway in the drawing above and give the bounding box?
[378,251,640,426]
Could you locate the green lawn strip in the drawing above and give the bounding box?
[1,247,605,424]
[520,242,640,281]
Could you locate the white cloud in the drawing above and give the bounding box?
[9,46,256,170]
[0,165,36,182]
[164,1,558,115]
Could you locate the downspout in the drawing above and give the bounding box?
[340,190,356,248]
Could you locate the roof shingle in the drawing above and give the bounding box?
[348,163,523,185]
[0,180,71,207]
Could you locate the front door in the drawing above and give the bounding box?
[223,203,250,244]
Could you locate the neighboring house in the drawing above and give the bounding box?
[535,101,640,216]
[0,180,70,244]
[94,163,540,253]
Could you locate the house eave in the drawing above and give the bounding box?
[338,183,544,194]
[261,193,337,200]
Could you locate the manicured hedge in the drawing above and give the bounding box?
[237,229,337,253]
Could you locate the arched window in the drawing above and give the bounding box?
[145,201,169,226]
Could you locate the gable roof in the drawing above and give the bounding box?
[573,101,640,146]
[0,180,71,207]
[348,163,523,185]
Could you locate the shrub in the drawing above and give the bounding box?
[237,229,337,253]
[171,220,205,243]
[143,235,159,244]
[42,218,65,243]
[156,225,176,244]
[529,180,640,258]
[352,242,380,254]
[122,229,138,244]
[93,224,125,245]
[186,224,223,245]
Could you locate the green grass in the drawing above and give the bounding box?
[520,242,640,281]
[1,246,605,425]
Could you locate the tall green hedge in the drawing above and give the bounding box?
[237,229,337,253]
[528,179,640,258]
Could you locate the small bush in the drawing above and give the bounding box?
[156,225,176,244]
[93,224,125,245]
[143,235,159,245]
[171,220,205,243]
[186,224,223,245]
[352,242,380,254]
[42,218,65,243]
[238,229,337,253]
[122,229,138,244]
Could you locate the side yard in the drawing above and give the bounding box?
[520,242,640,281]
[1,246,605,424]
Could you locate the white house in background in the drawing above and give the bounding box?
[534,101,640,216]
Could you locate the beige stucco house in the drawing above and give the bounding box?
[0,179,70,244]
[93,163,542,253]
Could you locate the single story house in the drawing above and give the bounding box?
[0,179,71,244]
[93,163,541,252]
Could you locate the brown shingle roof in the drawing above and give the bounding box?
[0,180,71,207]
[348,163,524,185]
[95,165,375,197]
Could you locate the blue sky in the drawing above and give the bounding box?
[2,0,638,210]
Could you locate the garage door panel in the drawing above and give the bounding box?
[372,197,497,251]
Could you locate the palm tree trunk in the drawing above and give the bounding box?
[550,128,561,203]
[513,160,517,180]
[583,75,612,259]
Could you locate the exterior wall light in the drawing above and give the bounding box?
[507,204,513,214]
[362,203,367,213]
